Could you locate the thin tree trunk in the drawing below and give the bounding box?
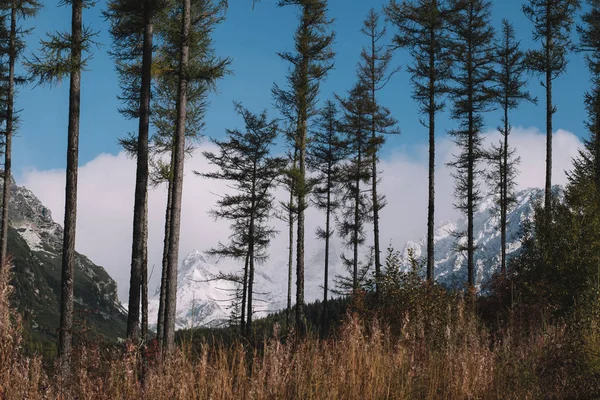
[127,5,153,341]
[286,152,296,329]
[58,0,83,375]
[353,147,361,292]
[157,160,173,347]
[467,64,474,290]
[240,250,249,335]
[0,4,16,270]
[370,34,381,299]
[501,106,509,275]
[296,111,307,336]
[246,164,257,338]
[321,163,331,337]
[544,15,553,218]
[164,0,191,352]
[141,196,149,343]
[426,25,436,283]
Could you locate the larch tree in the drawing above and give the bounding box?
[200,105,285,337]
[25,0,96,374]
[578,0,600,191]
[522,0,580,217]
[273,0,334,335]
[0,0,41,270]
[151,1,218,346]
[163,0,229,351]
[307,100,347,335]
[489,19,534,275]
[105,0,166,344]
[357,9,399,298]
[386,0,452,283]
[336,83,373,293]
[446,0,495,292]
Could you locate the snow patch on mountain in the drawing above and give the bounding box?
[152,187,545,329]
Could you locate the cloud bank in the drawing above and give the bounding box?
[19,127,582,301]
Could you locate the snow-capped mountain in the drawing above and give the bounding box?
[150,187,544,329]
[4,176,127,339]
[402,187,543,289]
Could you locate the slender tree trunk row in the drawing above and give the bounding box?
[127,4,154,341]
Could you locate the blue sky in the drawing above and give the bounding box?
[12,0,591,180]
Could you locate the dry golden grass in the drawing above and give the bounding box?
[1,264,597,399]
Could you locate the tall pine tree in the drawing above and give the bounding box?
[446,0,495,291]
[25,0,96,374]
[105,0,166,343]
[273,0,334,334]
[386,0,452,283]
[336,83,373,293]
[200,105,285,337]
[307,100,347,335]
[490,19,534,274]
[357,9,399,297]
[162,0,228,351]
[523,0,580,216]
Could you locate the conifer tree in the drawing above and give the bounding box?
[357,9,399,297]
[307,100,347,334]
[0,0,40,270]
[150,16,215,346]
[273,0,334,334]
[25,0,96,374]
[105,0,166,343]
[336,83,373,293]
[446,0,495,291]
[163,0,228,351]
[489,19,534,275]
[386,0,452,283]
[522,0,580,216]
[578,0,600,190]
[200,104,285,337]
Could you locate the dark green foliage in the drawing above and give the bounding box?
[307,100,348,335]
[578,0,600,191]
[335,83,373,293]
[487,19,533,274]
[357,9,399,297]
[200,104,286,337]
[446,0,495,290]
[523,0,581,215]
[273,0,335,335]
[386,0,453,283]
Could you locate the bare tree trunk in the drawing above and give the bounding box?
[246,165,257,337]
[467,108,474,291]
[296,110,307,336]
[353,148,361,292]
[286,196,293,329]
[0,4,16,270]
[370,35,381,299]
[544,61,553,218]
[426,37,436,283]
[240,250,249,335]
[58,0,83,375]
[501,107,509,275]
[164,0,191,352]
[127,2,154,341]
[141,195,149,343]
[157,164,173,347]
[321,165,331,337]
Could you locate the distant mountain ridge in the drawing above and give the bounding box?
[5,177,127,341]
[150,187,544,330]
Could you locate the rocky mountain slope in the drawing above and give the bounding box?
[150,187,543,330]
[5,177,127,342]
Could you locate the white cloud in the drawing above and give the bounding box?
[19,127,582,301]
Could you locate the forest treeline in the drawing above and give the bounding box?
[0,0,600,392]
